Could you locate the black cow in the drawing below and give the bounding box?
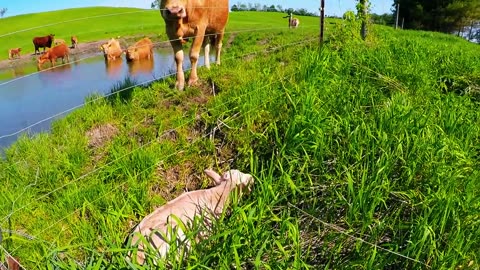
[32,34,55,55]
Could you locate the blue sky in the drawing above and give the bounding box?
[0,0,394,18]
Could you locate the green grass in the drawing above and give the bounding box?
[1,7,480,270]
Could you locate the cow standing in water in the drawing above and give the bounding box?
[37,43,70,69]
[160,0,229,90]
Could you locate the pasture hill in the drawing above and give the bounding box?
[0,7,480,270]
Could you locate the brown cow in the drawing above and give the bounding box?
[71,35,78,49]
[37,43,70,69]
[8,48,21,59]
[100,38,123,61]
[125,37,154,61]
[32,34,55,55]
[160,0,229,90]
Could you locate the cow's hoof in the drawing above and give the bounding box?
[175,82,185,91]
[188,78,198,87]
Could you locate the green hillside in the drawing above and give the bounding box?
[0,7,479,270]
[0,7,319,60]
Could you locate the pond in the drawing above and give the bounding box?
[0,47,210,152]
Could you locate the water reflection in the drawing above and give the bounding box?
[0,47,214,150]
[105,58,124,77]
[127,58,154,75]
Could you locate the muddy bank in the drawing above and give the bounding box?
[0,36,172,70]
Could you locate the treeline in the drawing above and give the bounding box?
[230,3,318,17]
[393,0,480,34]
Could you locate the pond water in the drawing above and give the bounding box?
[0,48,210,152]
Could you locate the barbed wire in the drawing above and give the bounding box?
[0,24,320,140]
[0,24,318,89]
[0,9,436,267]
[0,5,319,38]
[0,10,153,38]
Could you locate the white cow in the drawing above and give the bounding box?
[126,169,254,265]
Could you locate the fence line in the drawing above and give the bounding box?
[0,10,153,38]
[9,45,310,261]
[0,6,318,38]
[0,37,317,227]
[0,24,318,89]
[288,203,431,268]
[0,24,320,140]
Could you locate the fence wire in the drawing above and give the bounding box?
[0,5,427,269]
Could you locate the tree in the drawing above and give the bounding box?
[151,0,160,9]
[392,0,480,33]
[0,8,7,18]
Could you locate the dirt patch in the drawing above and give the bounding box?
[153,162,204,201]
[225,33,237,49]
[85,123,119,149]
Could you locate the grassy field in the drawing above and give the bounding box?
[1,7,480,270]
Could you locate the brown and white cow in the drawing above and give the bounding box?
[37,43,70,69]
[125,37,154,61]
[290,18,300,28]
[33,34,55,55]
[71,35,78,49]
[160,0,229,90]
[8,48,21,59]
[100,38,123,61]
[125,169,254,265]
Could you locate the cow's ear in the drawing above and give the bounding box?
[204,169,222,185]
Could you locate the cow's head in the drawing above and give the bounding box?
[204,169,254,194]
[37,52,50,67]
[125,47,137,61]
[100,39,116,55]
[161,0,187,20]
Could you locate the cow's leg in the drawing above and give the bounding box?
[188,27,206,87]
[214,31,225,65]
[203,37,210,69]
[170,39,185,90]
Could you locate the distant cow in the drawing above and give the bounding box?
[290,18,300,28]
[37,43,70,69]
[8,48,21,59]
[71,35,78,49]
[160,0,229,90]
[125,37,154,61]
[100,38,123,61]
[33,34,55,55]
[283,13,300,28]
